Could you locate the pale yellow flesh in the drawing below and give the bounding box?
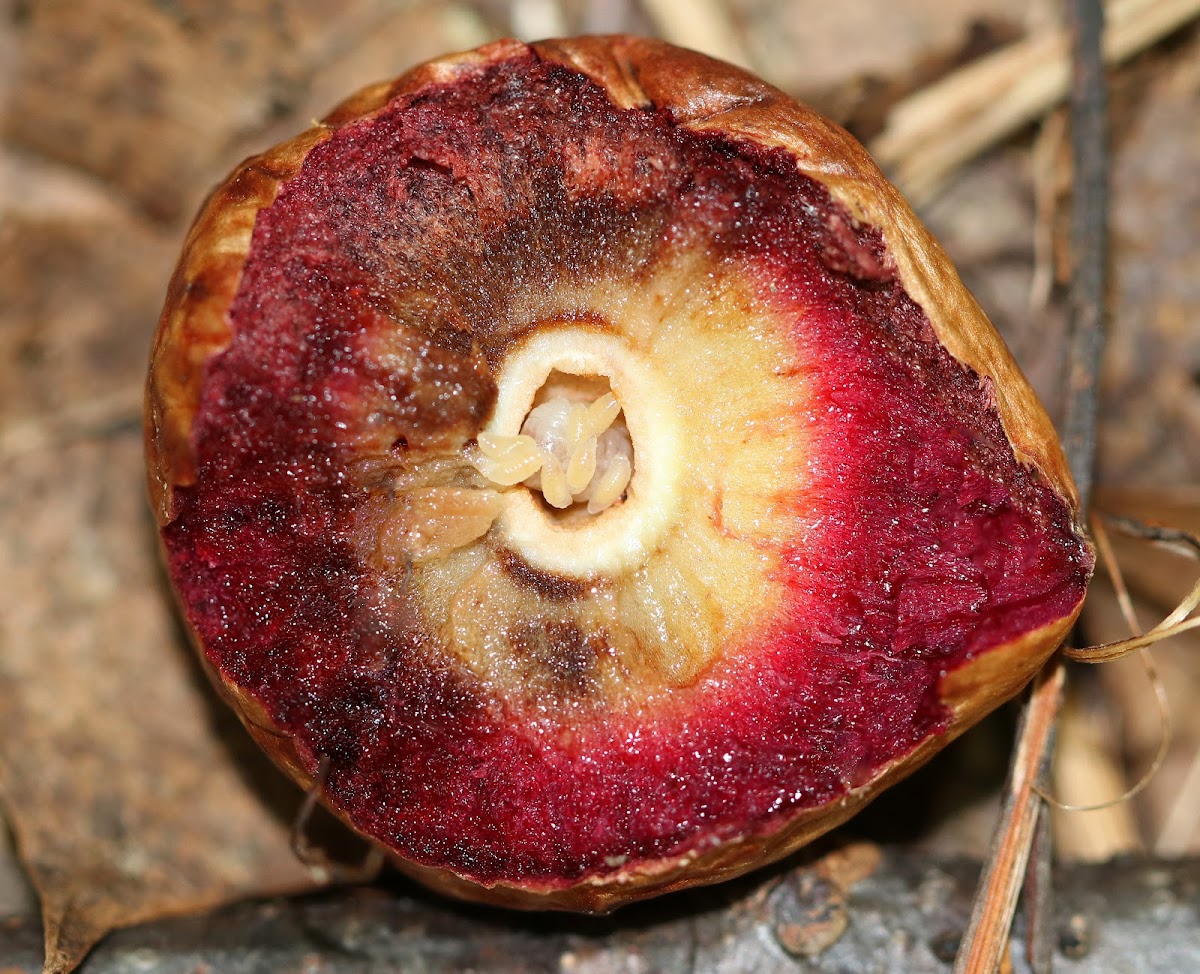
[361,248,817,706]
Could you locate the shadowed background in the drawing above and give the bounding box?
[2,1,1198,971]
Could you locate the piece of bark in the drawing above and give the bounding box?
[0,847,1197,973]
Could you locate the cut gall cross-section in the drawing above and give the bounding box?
[471,327,687,578]
[145,36,1094,912]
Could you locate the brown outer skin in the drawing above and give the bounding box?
[145,36,1087,913]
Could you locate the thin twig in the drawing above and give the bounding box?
[1024,811,1055,973]
[1041,516,1172,815]
[955,0,1112,970]
[1102,513,1200,560]
[1029,108,1069,313]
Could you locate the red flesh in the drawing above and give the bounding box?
[163,53,1090,887]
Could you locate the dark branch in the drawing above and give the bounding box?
[1061,0,1111,511]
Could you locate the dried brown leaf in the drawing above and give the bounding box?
[0,210,321,973]
[3,0,481,224]
[0,438,323,974]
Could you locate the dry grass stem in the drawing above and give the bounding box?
[639,0,754,68]
[952,662,1066,974]
[1155,750,1200,855]
[510,0,568,40]
[1067,522,1200,662]
[1045,516,1171,824]
[1067,614,1200,661]
[1088,497,1200,857]
[871,0,1200,203]
[1052,699,1143,860]
[1028,108,1068,312]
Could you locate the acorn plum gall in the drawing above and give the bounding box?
[145,36,1093,913]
